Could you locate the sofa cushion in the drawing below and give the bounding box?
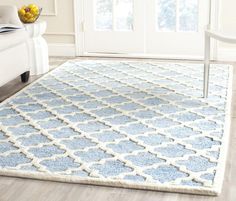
[0,29,28,52]
[0,6,23,26]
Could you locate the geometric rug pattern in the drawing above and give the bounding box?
[0,61,232,195]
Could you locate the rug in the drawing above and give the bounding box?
[0,60,232,195]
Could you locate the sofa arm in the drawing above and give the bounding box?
[0,6,23,26]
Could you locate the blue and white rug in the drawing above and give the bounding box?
[0,60,232,195]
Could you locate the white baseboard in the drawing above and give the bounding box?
[48,43,76,57]
[217,48,236,62]
[47,43,236,62]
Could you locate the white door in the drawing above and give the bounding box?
[82,0,209,58]
[146,0,209,58]
[83,0,145,54]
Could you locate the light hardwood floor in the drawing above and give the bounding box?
[0,57,235,201]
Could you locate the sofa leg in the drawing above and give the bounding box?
[21,71,30,83]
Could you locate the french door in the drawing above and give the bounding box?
[82,0,209,58]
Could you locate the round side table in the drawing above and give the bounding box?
[24,21,49,75]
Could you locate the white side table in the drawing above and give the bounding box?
[24,21,49,75]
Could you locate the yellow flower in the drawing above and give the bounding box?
[31,7,39,16]
[25,12,33,19]
[28,4,37,9]
[18,9,25,16]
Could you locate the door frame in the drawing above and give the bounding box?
[74,0,85,56]
[74,0,220,60]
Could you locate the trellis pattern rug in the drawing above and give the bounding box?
[0,60,232,195]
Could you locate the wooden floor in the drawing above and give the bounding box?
[0,57,235,201]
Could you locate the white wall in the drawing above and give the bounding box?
[0,0,236,59]
[0,0,75,44]
[217,0,236,60]
[0,0,76,56]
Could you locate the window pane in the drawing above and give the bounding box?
[95,0,113,30]
[157,0,176,31]
[115,0,133,30]
[179,0,198,32]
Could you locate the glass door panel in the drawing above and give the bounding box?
[95,0,113,30]
[157,0,177,31]
[157,0,199,32]
[95,0,133,31]
[178,0,198,32]
[115,0,134,30]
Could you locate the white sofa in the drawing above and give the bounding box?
[0,6,30,87]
